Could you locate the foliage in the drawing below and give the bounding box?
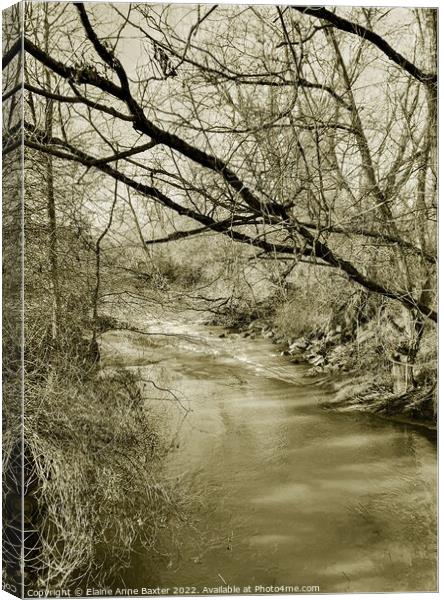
[2,139,178,589]
[1,4,438,587]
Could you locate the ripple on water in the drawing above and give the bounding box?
[101,318,437,593]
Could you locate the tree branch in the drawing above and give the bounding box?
[122,6,352,109]
[299,221,436,264]
[2,37,21,70]
[25,125,437,322]
[24,33,285,219]
[145,218,261,245]
[24,127,308,258]
[293,6,437,87]
[24,82,134,121]
[24,36,126,100]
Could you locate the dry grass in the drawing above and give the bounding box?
[3,318,180,592]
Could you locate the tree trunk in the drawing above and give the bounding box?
[90,175,118,359]
[392,10,438,395]
[392,308,425,394]
[44,6,60,345]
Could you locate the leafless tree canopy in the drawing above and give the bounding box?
[4,3,434,321]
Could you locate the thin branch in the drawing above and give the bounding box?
[24,82,134,121]
[299,221,436,264]
[25,127,437,322]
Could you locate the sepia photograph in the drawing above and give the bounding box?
[2,1,438,597]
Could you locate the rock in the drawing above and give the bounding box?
[290,338,308,351]
[325,331,341,343]
[289,338,309,354]
[312,355,325,366]
[309,365,324,375]
[307,353,325,366]
[290,355,303,364]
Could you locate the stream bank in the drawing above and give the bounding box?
[206,311,436,430]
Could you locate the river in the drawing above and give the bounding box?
[100,311,437,594]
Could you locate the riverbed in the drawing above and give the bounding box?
[100,311,437,594]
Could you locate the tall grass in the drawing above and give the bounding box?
[3,312,178,592]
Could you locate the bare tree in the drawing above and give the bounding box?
[12,3,436,393]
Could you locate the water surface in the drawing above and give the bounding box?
[101,314,437,593]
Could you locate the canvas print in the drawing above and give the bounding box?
[2,1,437,597]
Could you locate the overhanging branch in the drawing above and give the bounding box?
[24,129,311,259]
[293,6,437,87]
[2,38,21,70]
[25,127,437,323]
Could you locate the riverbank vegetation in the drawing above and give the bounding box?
[2,1,437,590]
[4,4,179,590]
[4,135,177,589]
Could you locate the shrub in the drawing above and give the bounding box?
[136,251,206,290]
[273,296,327,339]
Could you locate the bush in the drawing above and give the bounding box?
[273,295,327,339]
[136,251,206,290]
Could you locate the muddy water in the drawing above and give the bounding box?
[101,314,437,594]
